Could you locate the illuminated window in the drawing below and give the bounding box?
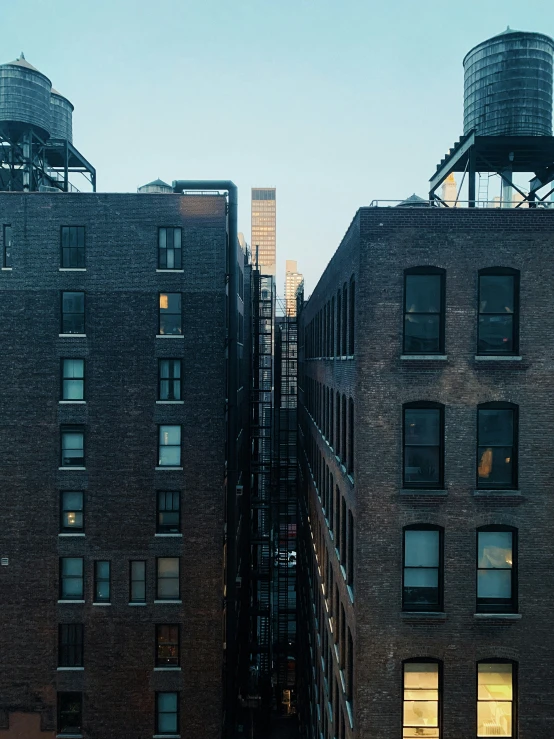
[403,403,444,488]
[478,268,519,355]
[157,491,180,533]
[157,557,180,600]
[58,624,84,667]
[156,624,180,666]
[60,426,85,467]
[158,425,181,466]
[477,404,517,489]
[60,491,84,532]
[156,692,179,735]
[94,561,111,603]
[60,557,84,600]
[403,526,443,611]
[477,662,515,737]
[403,660,440,738]
[61,226,85,268]
[61,359,85,400]
[130,560,146,602]
[158,359,181,400]
[477,527,517,613]
[158,292,182,335]
[404,267,445,355]
[61,291,85,334]
[3,224,12,267]
[158,227,182,270]
[57,692,82,736]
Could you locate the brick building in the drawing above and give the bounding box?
[297,206,554,739]
[0,191,250,739]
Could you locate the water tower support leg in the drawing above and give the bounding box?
[468,148,476,207]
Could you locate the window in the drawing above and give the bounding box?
[347,510,354,590]
[403,526,443,611]
[57,692,82,736]
[130,560,146,603]
[347,398,354,476]
[61,291,85,335]
[158,227,182,270]
[61,359,85,400]
[3,224,12,267]
[478,268,519,355]
[342,283,348,355]
[403,660,440,738]
[157,557,180,600]
[403,403,444,488]
[336,289,342,356]
[157,491,180,533]
[156,692,179,735]
[404,268,445,354]
[159,359,181,401]
[156,624,180,666]
[60,557,84,600]
[60,491,84,532]
[158,425,181,467]
[477,404,517,489]
[349,278,355,355]
[159,292,182,335]
[61,226,85,268]
[58,624,84,667]
[477,662,515,738]
[477,527,517,613]
[94,561,111,603]
[61,426,85,467]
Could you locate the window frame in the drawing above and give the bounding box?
[158,226,182,270]
[158,292,182,336]
[156,557,181,601]
[3,224,12,268]
[157,491,181,534]
[155,624,180,667]
[57,692,83,736]
[402,524,444,612]
[94,560,111,604]
[476,659,517,739]
[476,402,518,490]
[403,266,446,355]
[158,358,182,401]
[60,425,85,468]
[58,624,84,667]
[61,358,85,401]
[477,267,519,356]
[403,402,445,489]
[60,491,84,533]
[60,226,85,269]
[476,525,518,614]
[59,557,84,601]
[129,560,146,603]
[155,691,180,736]
[402,658,442,739]
[61,291,85,335]
[158,424,182,467]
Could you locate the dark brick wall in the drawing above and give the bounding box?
[0,192,229,738]
[299,206,554,739]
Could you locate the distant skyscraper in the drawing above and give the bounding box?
[251,187,276,274]
[285,259,303,316]
[441,172,458,204]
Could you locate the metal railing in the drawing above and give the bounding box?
[369,198,554,209]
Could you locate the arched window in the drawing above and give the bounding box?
[477,660,517,738]
[477,402,518,489]
[477,525,517,613]
[349,276,355,356]
[404,266,446,355]
[478,267,519,355]
[403,402,445,489]
[403,525,443,612]
[403,659,441,738]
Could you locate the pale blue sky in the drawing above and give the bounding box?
[3,0,553,293]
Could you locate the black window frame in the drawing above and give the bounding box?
[60,425,85,468]
[158,292,182,335]
[477,402,518,490]
[59,557,84,601]
[157,491,181,534]
[3,224,12,268]
[158,226,183,270]
[129,560,146,603]
[476,525,518,614]
[60,226,85,269]
[158,358,182,401]
[94,560,111,604]
[477,267,519,356]
[402,524,444,612]
[403,266,446,355]
[58,624,84,667]
[403,402,445,489]
[156,557,181,601]
[60,491,84,533]
[61,291,85,335]
[57,692,82,736]
[155,624,180,667]
[61,358,85,401]
[155,691,180,736]
[402,658,442,739]
[476,659,517,739]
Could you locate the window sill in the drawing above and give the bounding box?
[156,334,184,339]
[400,489,447,497]
[156,269,184,273]
[92,602,111,606]
[59,334,86,338]
[59,400,86,404]
[155,467,183,471]
[155,533,183,537]
[57,666,84,671]
[153,735,180,739]
[58,600,85,604]
[128,602,147,606]
[59,467,86,471]
[474,613,521,620]
[153,666,182,671]
[154,600,182,604]
[1,267,12,271]
[58,533,85,537]
[56,735,83,739]
[400,354,447,361]
[401,611,447,622]
[59,268,86,272]
[156,400,184,404]
[474,355,522,362]
[473,489,522,499]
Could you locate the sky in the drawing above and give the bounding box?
[3,0,554,294]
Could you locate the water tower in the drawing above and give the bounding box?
[429,29,554,207]
[0,53,95,192]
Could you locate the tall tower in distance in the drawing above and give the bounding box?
[441,173,458,205]
[285,259,303,316]
[251,187,276,275]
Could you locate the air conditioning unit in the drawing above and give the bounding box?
[236,485,244,496]
[39,185,61,193]
[236,576,242,588]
